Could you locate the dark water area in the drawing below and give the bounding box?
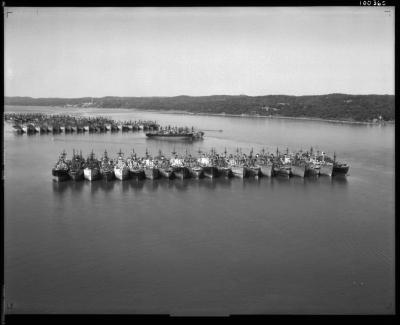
[4,106,395,315]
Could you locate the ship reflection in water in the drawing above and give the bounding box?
[52,175,347,194]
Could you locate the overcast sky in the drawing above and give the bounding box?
[4,7,394,98]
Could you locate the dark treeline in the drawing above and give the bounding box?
[5,94,395,122]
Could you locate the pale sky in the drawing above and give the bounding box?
[4,7,395,98]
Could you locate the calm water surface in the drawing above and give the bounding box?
[4,106,395,315]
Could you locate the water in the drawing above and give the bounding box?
[4,105,395,315]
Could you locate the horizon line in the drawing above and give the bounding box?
[4,93,395,99]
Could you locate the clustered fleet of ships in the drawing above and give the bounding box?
[5,113,204,139]
[52,147,350,182]
[5,113,159,133]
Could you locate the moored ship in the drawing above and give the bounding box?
[156,151,174,179]
[333,162,350,176]
[198,153,218,178]
[146,126,204,140]
[170,153,190,179]
[68,149,85,181]
[100,150,115,181]
[143,151,160,180]
[290,155,306,178]
[84,150,101,181]
[127,149,145,179]
[114,150,130,180]
[52,150,70,182]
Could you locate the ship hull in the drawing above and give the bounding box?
[129,169,145,179]
[189,167,204,179]
[52,169,69,182]
[305,164,320,177]
[231,166,247,178]
[203,166,218,178]
[114,167,130,180]
[69,169,84,181]
[101,170,115,181]
[145,133,200,140]
[259,164,273,177]
[172,166,190,179]
[84,168,101,181]
[217,167,232,178]
[319,163,333,176]
[12,127,23,134]
[248,166,261,177]
[159,168,174,179]
[274,165,291,177]
[333,164,349,176]
[291,164,306,178]
[144,168,160,180]
[23,126,36,134]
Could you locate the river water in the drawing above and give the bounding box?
[4,105,395,315]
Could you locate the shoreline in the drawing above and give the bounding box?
[4,105,394,126]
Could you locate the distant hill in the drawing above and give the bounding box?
[4,94,394,122]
